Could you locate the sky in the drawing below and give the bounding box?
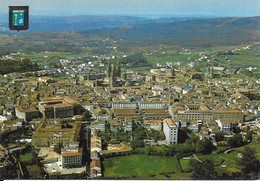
[1,0,260,17]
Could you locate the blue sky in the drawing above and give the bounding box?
[1,0,260,17]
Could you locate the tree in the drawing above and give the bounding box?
[148,130,165,142]
[82,110,92,121]
[245,131,253,142]
[73,104,84,115]
[120,53,149,67]
[46,79,53,84]
[215,132,224,141]
[190,159,216,179]
[195,138,214,154]
[227,134,244,148]
[54,142,63,154]
[233,125,241,133]
[178,127,191,143]
[130,140,144,149]
[133,127,147,140]
[195,140,204,153]
[237,146,260,179]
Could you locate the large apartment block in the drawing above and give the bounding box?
[169,105,243,122]
[111,101,169,109]
[38,96,76,118]
[163,118,178,144]
[32,119,81,148]
[15,106,39,122]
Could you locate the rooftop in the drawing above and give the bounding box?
[164,118,176,128]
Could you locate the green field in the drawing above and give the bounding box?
[103,154,185,179]
[197,152,224,166]
[179,158,191,172]
[226,55,260,67]
[241,141,260,159]
[20,153,33,163]
[215,146,229,154]
[145,53,198,65]
[219,149,242,170]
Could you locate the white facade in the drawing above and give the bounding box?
[215,119,234,132]
[139,102,169,109]
[61,148,82,168]
[163,119,178,144]
[111,102,137,109]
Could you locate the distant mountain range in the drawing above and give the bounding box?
[0,14,203,32]
[81,16,260,47]
[0,16,259,53]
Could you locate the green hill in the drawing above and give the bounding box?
[81,16,260,47]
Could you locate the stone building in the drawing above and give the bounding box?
[38,96,76,118]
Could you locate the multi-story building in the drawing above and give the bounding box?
[163,118,178,144]
[91,120,107,134]
[138,102,169,109]
[169,105,243,123]
[172,110,213,122]
[215,119,235,132]
[90,130,102,178]
[141,108,170,120]
[143,120,162,131]
[15,106,39,122]
[114,108,140,119]
[212,110,243,122]
[111,101,169,109]
[111,102,137,109]
[38,96,76,118]
[32,119,81,148]
[61,147,83,168]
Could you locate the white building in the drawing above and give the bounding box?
[61,148,82,168]
[139,102,169,109]
[215,119,234,132]
[111,102,137,109]
[163,118,178,144]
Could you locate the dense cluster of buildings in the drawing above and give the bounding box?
[0,49,259,177]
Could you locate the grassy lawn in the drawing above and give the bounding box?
[179,159,191,172]
[239,141,260,159]
[215,146,229,154]
[219,149,242,170]
[20,153,33,163]
[103,154,183,179]
[216,142,260,174]
[197,152,224,166]
[145,53,198,65]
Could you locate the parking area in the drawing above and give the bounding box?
[39,147,86,175]
[38,147,60,161]
[44,162,61,174]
